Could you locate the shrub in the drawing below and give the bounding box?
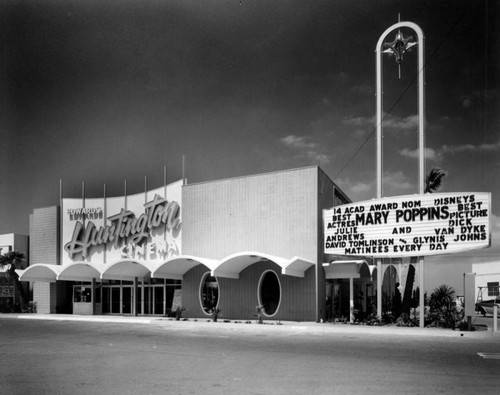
[427,284,464,328]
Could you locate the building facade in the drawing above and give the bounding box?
[20,166,370,321]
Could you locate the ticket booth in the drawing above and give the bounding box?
[73,281,101,315]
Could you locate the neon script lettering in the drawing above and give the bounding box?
[64,195,180,258]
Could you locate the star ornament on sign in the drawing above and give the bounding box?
[383,30,418,79]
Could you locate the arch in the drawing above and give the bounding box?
[359,261,376,280]
[212,251,314,279]
[322,259,368,279]
[101,259,151,281]
[151,255,218,280]
[213,252,283,279]
[382,264,398,286]
[382,264,400,315]
[18,264,63,283]
[58,262,103,281]
[281,256,315,278]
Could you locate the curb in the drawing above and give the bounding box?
[2,313,499,339]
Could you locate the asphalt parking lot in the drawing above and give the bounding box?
[2,313,500,394]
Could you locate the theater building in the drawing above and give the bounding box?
[20,166,374,321]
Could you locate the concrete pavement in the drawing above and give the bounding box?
[2,313,499,339]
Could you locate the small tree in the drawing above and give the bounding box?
[427,284,463,328]
[0,251,29,311]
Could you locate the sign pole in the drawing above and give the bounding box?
[376,21,425,325]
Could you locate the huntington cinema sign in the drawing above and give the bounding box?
[323,192,491,257]
[64,194,181,259]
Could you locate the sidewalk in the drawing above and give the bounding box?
[2,313,499,339]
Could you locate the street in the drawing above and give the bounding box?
[1,317,500,394]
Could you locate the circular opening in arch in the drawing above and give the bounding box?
[199,272,219,315]
[258,270,281,317]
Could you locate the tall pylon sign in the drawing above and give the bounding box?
[376,20,426,327]
[324,20,491,329]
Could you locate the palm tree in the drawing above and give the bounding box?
[0,251,28,311]
[428,284,463,328]
[424,168,447,193]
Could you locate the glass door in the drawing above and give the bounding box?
[111,287,121,314]
[122,287,132,314]
[154,286,164,315]
[102,287,110,313]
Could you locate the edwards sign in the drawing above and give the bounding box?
[323,192,491,257]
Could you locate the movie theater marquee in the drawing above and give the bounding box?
[323,192,491,257]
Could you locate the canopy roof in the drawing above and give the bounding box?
[18,252,315,282]
[17,264,63,283]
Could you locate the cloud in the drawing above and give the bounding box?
[460,88,499,109]
[342,114,418,132]
[399,140,500,162]
[336,177,374,202]
[280,135,329,165]
[383,114,419,131]
[338,170,414,201]
[342,116,373,127]
[441,140,500,155]
[383,171,414,193]
[399,147,443,161]
[461,97,473,109]
[281,135,316,150]
[350,84,373,96]
[350,181,372,194]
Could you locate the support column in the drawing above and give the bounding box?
[349,277,354,324]
[163,281,167,316]
[141,279,144,315]
[419,257,424,327]
[133,277,139,316]
[91,278,96,315]
[377,259,382,320]
[493,305,498,332]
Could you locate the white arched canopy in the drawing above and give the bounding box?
[282,257,315,278]
[17,252,315,283]
[322,260,369,280]
[212,253,267,279]
[58,262,103,281]
[212,252,315,279]
[18,264,63,283]
[101,260,151,281]
[151,255,218,280]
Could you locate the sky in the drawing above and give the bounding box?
[1,0,499,274]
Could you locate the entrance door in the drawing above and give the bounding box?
[102,287,110,313]
[153,286,164,315]
[142,285,151,315]
[122,287,132,314]
[137,284,164,315]
[111,287,121,314]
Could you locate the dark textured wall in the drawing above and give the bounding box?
[183,261,317,322]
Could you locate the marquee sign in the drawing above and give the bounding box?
[61,181,183,264]
[323,192,491,257]
[64,195,180,259]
